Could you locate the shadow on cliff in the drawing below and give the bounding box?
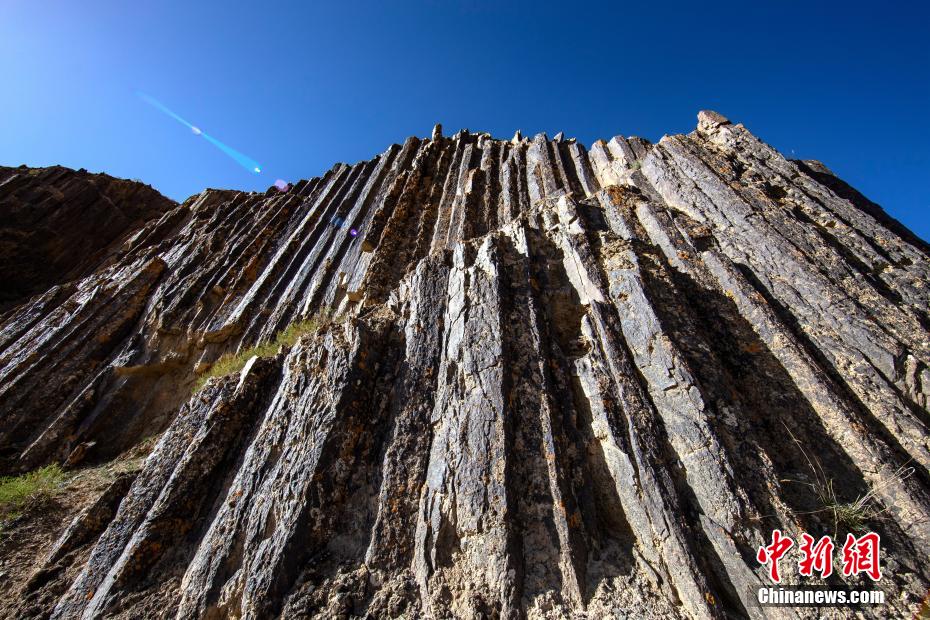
[634,243,927,584]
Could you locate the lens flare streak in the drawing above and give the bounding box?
[137,91,262,174]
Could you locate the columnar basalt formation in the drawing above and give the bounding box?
[0,112,928,619]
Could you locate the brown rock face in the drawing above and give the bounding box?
[0,165,176,310]
[1,113,928,619]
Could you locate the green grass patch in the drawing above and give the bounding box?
[192,314,331,393]
[0,464,68,524]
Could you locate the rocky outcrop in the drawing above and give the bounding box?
[1,112,928,618]
[0,166,176,310]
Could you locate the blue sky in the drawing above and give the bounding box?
[1,1,928,240]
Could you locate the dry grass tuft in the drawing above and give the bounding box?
[192,312,336,393]
[781,424,914,537]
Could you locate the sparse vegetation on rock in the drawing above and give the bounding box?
[192,314,332,393]
[0,465,67,523]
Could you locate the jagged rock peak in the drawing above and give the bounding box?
[0,111,928,619]
[697,109,730,130]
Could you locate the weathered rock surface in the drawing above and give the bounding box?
[0,165,176,310]
[1,112,928,618]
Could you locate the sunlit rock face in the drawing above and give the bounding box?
[1,112,929,619]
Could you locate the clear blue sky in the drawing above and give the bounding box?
[2,1,928,240]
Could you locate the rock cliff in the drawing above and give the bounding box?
[0,112,928,618]
[0,165,176,310]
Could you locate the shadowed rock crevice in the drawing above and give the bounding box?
[732,262,930,491]
[629,230,873,524]
[602,319,745,618]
